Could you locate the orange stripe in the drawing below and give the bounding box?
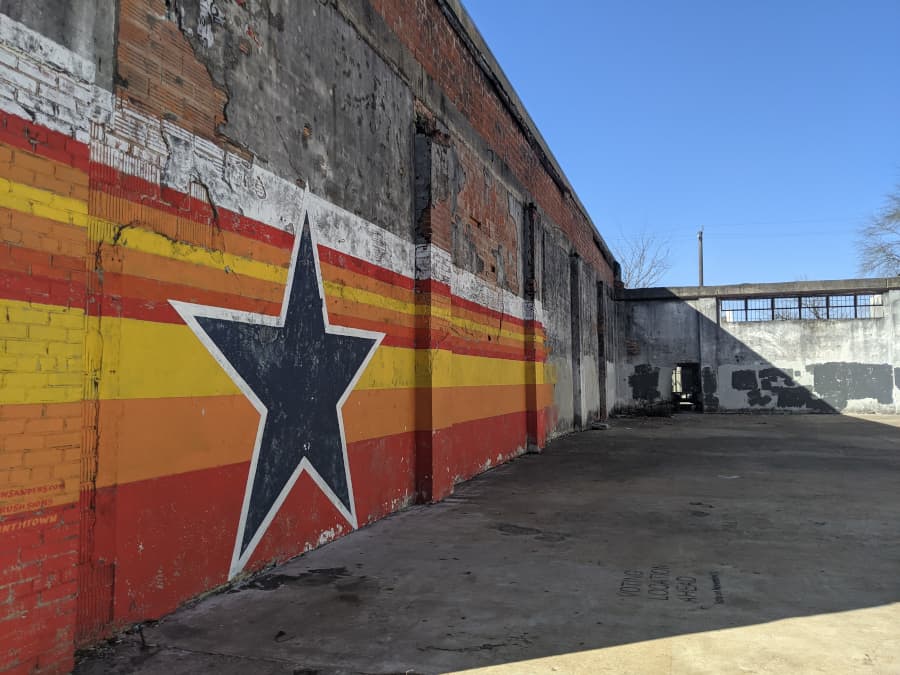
[320,259,415,305]
[417,384,554,429]
[95,385,553,487]
[0,141,89,202]
[451,301,544,340]
[0,207,87,259]
[90,190,292,268]
[98,244,285,304]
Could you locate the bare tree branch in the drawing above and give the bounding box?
[858,185,900,277]
[617,230,672,288]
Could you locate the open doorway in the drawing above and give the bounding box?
[672,363,702,412]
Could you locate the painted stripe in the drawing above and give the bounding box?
[0,297,84,404]
[89,189,292,267]
[318,246,414,291]
[0,176,290,286]
[94,221,289,284]
[0,142,89,201]
[0,175,88,226]
[0,260,544,361]
[0,265,87,309]
[425,409,552,494]
[92,316,548,400]
[96,243,285,304]
[95,432,417,622]
[0,111,90,171]
[90,166,294,248]
[0,155,539,338]
[92,384,553,488]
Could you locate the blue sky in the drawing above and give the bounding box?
[461,0,900,286]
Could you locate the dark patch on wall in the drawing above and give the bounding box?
[768,383,832,412]
[808,362,894,410]
[702,367,719,412]
[629,364,660,402]
[735,366,832,412]
[747,389,772,406]
[731,370,758,391]
[759,367,794,388]
[894,367,900,390]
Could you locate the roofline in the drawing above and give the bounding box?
[622,277,900,301]
[438,0,618,272]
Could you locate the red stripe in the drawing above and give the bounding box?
[0,254,545,360]
[85,270,283,322]
[423,407,553,500]
[417,277,451,298]
[87,162,543,334]
[451,293,532,329]
[89,163,295,249]
[416,278,539,331]
[318,246,415,291]
[0,267,86,307]
[0,111,89,171]
[93,430,417,626]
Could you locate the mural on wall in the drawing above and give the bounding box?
[173,216,384,578]
[0,12,558,671]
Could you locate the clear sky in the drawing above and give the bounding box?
[461,0,900,287]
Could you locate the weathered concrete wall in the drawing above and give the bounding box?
[0,0,116,90]
[0,3,617,672]
[617,281,900,414]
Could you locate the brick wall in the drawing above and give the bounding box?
[371,0,614,285]
[116,0,227,143]
[0,3,600,671]
[0,14,95,673]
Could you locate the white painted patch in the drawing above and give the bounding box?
[0,15,97,139]
[0,14,95,83]
[197,0,223,48]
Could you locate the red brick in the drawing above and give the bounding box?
[37,579,76,605]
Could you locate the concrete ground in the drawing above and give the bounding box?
[76,414,900,674]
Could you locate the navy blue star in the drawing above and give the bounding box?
[173,217,381,573]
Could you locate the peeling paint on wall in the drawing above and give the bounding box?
[0,3,618,671]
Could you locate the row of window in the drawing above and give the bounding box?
[720,294,883,322]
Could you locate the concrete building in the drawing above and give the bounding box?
[618,278,900,414]
[0,2,894,673]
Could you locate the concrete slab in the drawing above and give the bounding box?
[75,414,900,674]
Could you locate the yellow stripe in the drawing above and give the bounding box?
[0,177,541,344]
[0,298,84,404]
[0,177,287,285]
[93,221,289,285]
[0,176,88,226]
[324,279,543,345]
[94,316,545,400]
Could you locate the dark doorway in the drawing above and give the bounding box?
[672,363,702,411]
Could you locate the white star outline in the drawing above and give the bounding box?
[169,192,385,580]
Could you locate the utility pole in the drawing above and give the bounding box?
[698,228,704,287]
